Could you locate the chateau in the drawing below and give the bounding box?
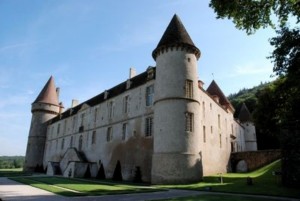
[24,15,257,184]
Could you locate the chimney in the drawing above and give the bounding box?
[59,102,64,113]
[129,68,136,79]
[198,80,204,88]
[71,99,79,108]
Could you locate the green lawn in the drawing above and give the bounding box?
[157,160,300,198]
[11,176,160,196]
[156,194,281,201]
[0,168,31,177]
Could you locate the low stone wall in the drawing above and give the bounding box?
[230,149,281,172]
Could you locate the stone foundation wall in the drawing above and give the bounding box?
[230,149,281,172]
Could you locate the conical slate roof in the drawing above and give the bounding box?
[33,76,59,106]
[206,80,231,106]
[152,14,200,60]
[238,103,252,123]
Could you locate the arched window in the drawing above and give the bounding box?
[78,135,83,151]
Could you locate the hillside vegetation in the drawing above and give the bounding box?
[0,156,24,169]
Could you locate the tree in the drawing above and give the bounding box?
[209,0,300,187]
[112,160,123,181]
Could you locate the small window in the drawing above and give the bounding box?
[61,138,65,150]
[202,102,205,118]
[185,80,193,99]
[218,114,221,129]
[92,131,96,144]
[107,127,112,142]
[123,95,129,114]
[219,134,222,148]
[146,85,154,106]
[94,108,98,124]
[203,126,206,143]
[122,123,127,140]
[80,113,85,126]
[185,112,194,132]
[108,101,114,119]
[70,136,73,148]
[145,117,153,137]
[57,123,60,135]
[78,135,83,151]
[211,126,213,134]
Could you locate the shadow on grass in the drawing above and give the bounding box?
[158,160,300,199]
[0,169,31,177]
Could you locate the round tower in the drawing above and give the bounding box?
[24,76,61,172]
[151,15,202,184]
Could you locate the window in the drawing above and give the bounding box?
[185,80,193,98]
[57,123,60,135]
[185,112,194,132]
[145,117,153,137]
[72,116,77,131]
[78,135,83,151]
[80,113,85,126]
[211,126,213,134]
[218,114,221,129]
[123,95,129,114]
[61,138,65,150]
[70,136,73,148]
[107,127,112,142]
[94,108,98,124]
[202,102,205,118]
[219,134,222,148]
[146,85,154,106]
[122,123,127,140]
[63,120,67,134]
[203,126,206,143]
[108,101,114,119]
[92,131,96,144]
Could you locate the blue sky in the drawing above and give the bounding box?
[0,0,276,156]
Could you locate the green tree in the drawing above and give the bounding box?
[210,0,300,187]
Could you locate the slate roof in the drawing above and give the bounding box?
[152,14,200,60]
[49,68,155,124]
[33,76,59,106]
[238,103,252,123]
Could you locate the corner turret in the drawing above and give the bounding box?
[238,103,257,151]
[24,76,62,172]
[152,15,202,184]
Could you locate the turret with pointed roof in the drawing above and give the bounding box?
[152,14,200,60]
[206,80,235,112]
[33,76,59,106]
[238,103,252,123]
[24,76,61,172]
[152,14,202,184]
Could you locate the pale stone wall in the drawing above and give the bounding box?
[44,79,155,182]
[24,103,60,172]
[152,49,202,184]
[243,122,257,151]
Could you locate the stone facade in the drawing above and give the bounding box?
[24,14,257,184]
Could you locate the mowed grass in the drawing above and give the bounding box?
[157,160,300,198]
[157,194,281,201]
[11,176,160,196]
[0,168,31,177]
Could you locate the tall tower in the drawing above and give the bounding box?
[24,76,61,172]
[151,15,202,184]
[238,103,257,151]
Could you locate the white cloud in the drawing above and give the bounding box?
[230,63,273,77]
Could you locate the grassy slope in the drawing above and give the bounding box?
[157,160,300,198]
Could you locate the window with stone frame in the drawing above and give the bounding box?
[78,135,83,151]
[185,80,193,99]
[145,117,153,137]
[107,127,112,142]
[122,123,127,140]
[185,112,194,132]
[203,126,206,143]
[123,95,129,114]
[108,101,114,119]
[57,123,60,135]
[61,138,65,150]
[146,85,154,106]
[92,130,96,144]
